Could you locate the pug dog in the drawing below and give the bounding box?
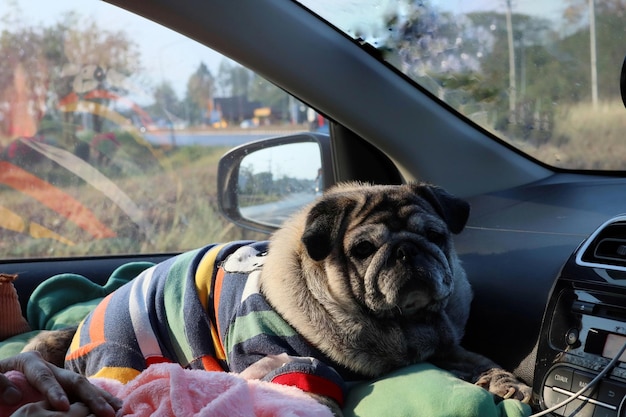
[260,182,531,407]
[25,182,531,415]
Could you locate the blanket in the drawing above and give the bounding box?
[344,362,532,417]
[1,362,333,417]
[1,361,532,417]
[0,261,532,417]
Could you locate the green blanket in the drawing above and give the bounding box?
[344,363,531,417]
[0,261,531,417]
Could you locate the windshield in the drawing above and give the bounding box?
[296,0,626,170]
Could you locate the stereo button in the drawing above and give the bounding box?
[572,301,596,314]
[543,386,568,415]
[573,371,598,399]
[592,405,617,417]
[547,367,574,390]
[597,380,626,408]
[565,397,594,417]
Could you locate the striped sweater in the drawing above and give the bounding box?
[65,241,345,405]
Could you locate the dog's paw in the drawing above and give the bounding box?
[474,368,532,404]
[21,326,78,367]
[309,393,343,417]
[239,353,318,380]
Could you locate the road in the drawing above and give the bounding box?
[146,129,309,147]
[147,129,320,227]
[241,192,319,226]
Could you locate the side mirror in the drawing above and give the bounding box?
[217,133,333,233]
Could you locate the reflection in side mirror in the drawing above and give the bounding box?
[217,133,332,233]
[238,142,322,226]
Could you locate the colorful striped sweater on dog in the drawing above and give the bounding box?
[65,240,346,406]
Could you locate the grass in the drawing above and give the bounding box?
[4,103,625,259]
[0,144,266,259]
[517,101,626,170]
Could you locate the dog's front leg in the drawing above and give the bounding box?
[240,354,343,416]
[430,345,532,403]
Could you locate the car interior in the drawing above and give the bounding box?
[2,1,626,416]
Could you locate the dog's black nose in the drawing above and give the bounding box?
[396,243,416,262]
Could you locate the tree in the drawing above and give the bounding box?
[230,66,251,97]
[564,0,626,25]
[0,8,141,153]
[560,2,626,103]
[380,1,571,142]
[248,74,290,121]
[560,0,626,104]
[216,59,251,97]
[216,59,233,96]
[59,16,140,135]
[149,81,181,121]
[62,18,140,79]
[185,62,215,125]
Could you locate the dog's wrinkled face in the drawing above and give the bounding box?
[300,182,470,321]
[344,204,455,317]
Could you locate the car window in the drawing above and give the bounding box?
[296,0,626,171]
[0,0,321,259]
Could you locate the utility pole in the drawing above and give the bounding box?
[506,0,516,124]
[589,0,598,108]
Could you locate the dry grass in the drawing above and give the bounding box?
[522,101,626,170]
[5,104,625,259]
[0,145,266,259]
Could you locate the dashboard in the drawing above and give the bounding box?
[534,215,626,416]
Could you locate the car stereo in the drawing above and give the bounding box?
[534,215,626,417]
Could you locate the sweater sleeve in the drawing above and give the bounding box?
[208,243,347,405]
[262,357,346,407]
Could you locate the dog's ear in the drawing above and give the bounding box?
[301,196,354,261]
[412,183,470,234]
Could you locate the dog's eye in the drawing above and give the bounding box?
[352,241,376,259]
[426,229,446,247]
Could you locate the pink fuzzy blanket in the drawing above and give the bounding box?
[2,363,334,416]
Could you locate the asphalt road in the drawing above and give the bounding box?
[146,130,308,147]
[240,192,318,226]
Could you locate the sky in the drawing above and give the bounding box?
[299,0,565,37]
[1,0,231,100]
[3,0,568,101]
[243,142,322,180]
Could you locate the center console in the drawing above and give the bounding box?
[534,215,626,417]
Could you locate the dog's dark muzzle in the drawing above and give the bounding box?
[390,242,453,312]
[393,241,418,264]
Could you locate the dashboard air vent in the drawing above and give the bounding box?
[578,216,626,270]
